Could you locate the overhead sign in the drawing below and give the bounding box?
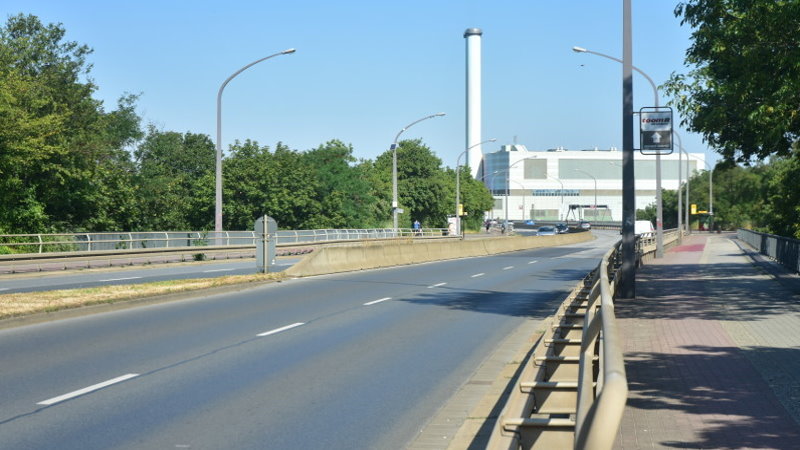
[640,107,673,154]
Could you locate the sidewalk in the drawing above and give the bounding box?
[615,233,800,449]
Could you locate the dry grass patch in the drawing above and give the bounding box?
[0,272,286,320]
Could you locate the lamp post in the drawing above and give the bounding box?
[391,113,446,230]
[673,130,688,237]
[456,138,496,235]
[573,169,597,219]
[215,48,296,237]
[573,44,665,258]
[547,175,565,221]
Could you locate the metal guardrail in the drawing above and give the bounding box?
[0,228,449,255]
[487,231,685,449]
[487,241,628,449]
[738,228,800,274]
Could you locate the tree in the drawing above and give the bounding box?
[665,1,800,162]
[374,139,452,227]
[763,153,800,238]
[134,127,214,230]
[0,14,142,232]
[223,141,320,230]
[637,189,679,229]
[451,165,494,231]
[302,140,381,228]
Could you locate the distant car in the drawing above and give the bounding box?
[537,226,556,236]
[525,220,536,226]
[579,220,591,230]
[555,223,569,234]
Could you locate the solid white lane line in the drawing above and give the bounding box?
[528,260,538,264]
[257,322,305,337]
[471,273,485,278]
[202,268,236,273]
[364,297,392,306]
[428,282,447,288]
[503,266,514,270]
[98,276,142,282]
[37,373,139,406]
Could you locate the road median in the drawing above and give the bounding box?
[286,232,593,277]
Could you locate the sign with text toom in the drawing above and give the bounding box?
[640,107,673,154]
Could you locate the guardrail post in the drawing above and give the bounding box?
[37,234,43,254]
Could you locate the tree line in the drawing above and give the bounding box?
[0,14,493,235]
[636,155,800,238]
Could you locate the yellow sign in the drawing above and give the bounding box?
[697,210,708,214]
[458,204,464,216]
[691,204,697,214]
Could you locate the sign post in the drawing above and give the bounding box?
[255,215,277,273]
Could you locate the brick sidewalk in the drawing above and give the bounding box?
[615,233,800,449]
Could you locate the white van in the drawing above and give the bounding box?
[635,220,655,237]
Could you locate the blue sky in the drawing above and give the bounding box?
[3,0,717,167]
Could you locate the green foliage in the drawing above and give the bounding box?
[666,1,800,162]
[223,141,321,230]
[134,126,214,230]
[0,14,497,235]
[0,14,142,233]
[301,140,381,228]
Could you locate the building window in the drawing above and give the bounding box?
[523,159,547,179]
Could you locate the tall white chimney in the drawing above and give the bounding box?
[464,28,483,179]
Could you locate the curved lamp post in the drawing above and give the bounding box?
[456,138,496,235]
[215,48,296,235]
[391,112,446,230]
[573,45,665,258]
[573,168,598,219]
[547,175,565,221]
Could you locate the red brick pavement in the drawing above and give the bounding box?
[614,234,800,449]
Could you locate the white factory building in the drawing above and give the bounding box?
[481,145,706,222]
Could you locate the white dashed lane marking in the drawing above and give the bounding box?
[364,297,392,306]
[37,374,139,406]
[257,322,305,337]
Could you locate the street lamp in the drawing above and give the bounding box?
[547,175,565,221]
[391,113,446,230]
[573,168,597,219]
[573,45,665,258]
[215,48,296,237]
[456,138,496,235]
[673,130,690,236]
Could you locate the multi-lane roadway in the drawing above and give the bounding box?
[0,231,618,449]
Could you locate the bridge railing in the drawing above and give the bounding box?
[0,228,449,255]
[738,228,800,274]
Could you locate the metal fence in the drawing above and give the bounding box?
[0,228,449,255]
[487,241,628,449]
[738,228,800,274]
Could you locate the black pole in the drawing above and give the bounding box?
[620,0,636,298]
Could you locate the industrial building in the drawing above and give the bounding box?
[481,145,706,222]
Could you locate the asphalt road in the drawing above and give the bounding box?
[0,231,618,449]
[0,258,300,294]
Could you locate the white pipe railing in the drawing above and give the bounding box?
[0,228,452,256]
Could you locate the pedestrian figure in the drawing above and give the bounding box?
[413,220,421,236]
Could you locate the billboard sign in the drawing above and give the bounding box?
[640,107,673,154]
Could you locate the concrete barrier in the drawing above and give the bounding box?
[285,232,593,278]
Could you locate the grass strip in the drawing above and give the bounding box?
[0,272,286,320]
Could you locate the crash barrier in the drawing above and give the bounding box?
[486,240,627,450]
[738,229,800,274]
[285,232,593,277]
[0,228,448,254]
